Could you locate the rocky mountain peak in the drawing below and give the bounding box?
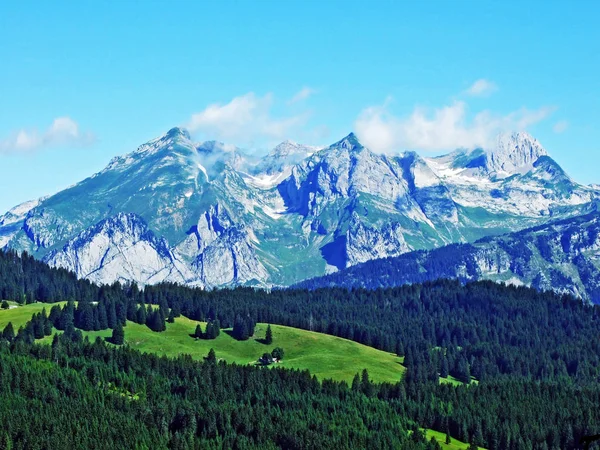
[486,131,548,175]
[164,127,191,141]
[332,132,363,152]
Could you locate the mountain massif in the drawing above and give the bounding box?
[298,209,600,303]
[1,127,597,290]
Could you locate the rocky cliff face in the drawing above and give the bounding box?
[1,127,597,288]
[44,213,189,286]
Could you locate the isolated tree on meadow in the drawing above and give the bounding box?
[233,316,249,341]
[265,324,273,345]
[1,300,9,310]
[194,324,203,339]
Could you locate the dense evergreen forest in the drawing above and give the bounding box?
[2,249,600,449]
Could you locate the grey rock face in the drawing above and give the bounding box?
[1,128,597,288]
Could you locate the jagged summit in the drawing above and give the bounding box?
[164,126,191,141]
[486,131,547,175]
[0,127,596,290]
[428,131,549,179]
[329,132,363,152]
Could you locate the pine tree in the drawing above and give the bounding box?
[455,353,471,384]
[2,322,15,342]
[167,310,176,323]
[351,373,361,392]
[411,428,425,443]
[136,305,147,325]
[205,322,215,339]
[440,354,449,378]
[445,432,451,445]
[361,368,374,397]
[111,323,125,345]
[106,301,117,328]
[430,436,442,450]
[265,324,273,345]
[232,316,249,341]
[194,324,203,339]
[1,300,9,310]
[206,348,216,364]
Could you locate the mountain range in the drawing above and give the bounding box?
[297,209,600,303]
[1,127,598,293]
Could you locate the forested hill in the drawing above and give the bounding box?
[5,249,600,448]
[3,248,600,384]
[296,211,600,302]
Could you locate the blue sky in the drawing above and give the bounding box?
[0,0,599,212]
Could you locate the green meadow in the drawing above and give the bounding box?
[423,428,486,450]
[1,302,475,387]
[83,317,406,384]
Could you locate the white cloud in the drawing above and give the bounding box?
[288,87,316,104]
[0,117,94,153]
[186,92,310,145]
[465,79,498,97]
[553,120,569,133]
[354,99,555,153]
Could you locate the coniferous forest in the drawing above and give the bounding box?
[2,249,600,449]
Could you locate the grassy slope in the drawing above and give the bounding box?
[423,428,486,449]
[84,317,406,384]
[2,304,476,388]
[0,301,66,330]
[2,303,482,446]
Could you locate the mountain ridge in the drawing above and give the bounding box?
[1,127,597,288]
[296,207,600,303]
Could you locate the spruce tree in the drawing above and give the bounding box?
[206,348,216,364]
[1,300,9,310]
[194,324,203,339]
[111,323,125,345]
[361,369,374,397]
[167,310,176,323]
[440,354,449,378]
[205,322,215,339]
[351,373,361,392]
[136,305,147,325]
[265,324,273,345]
[2,322,15,342]
[232,316,249,341]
